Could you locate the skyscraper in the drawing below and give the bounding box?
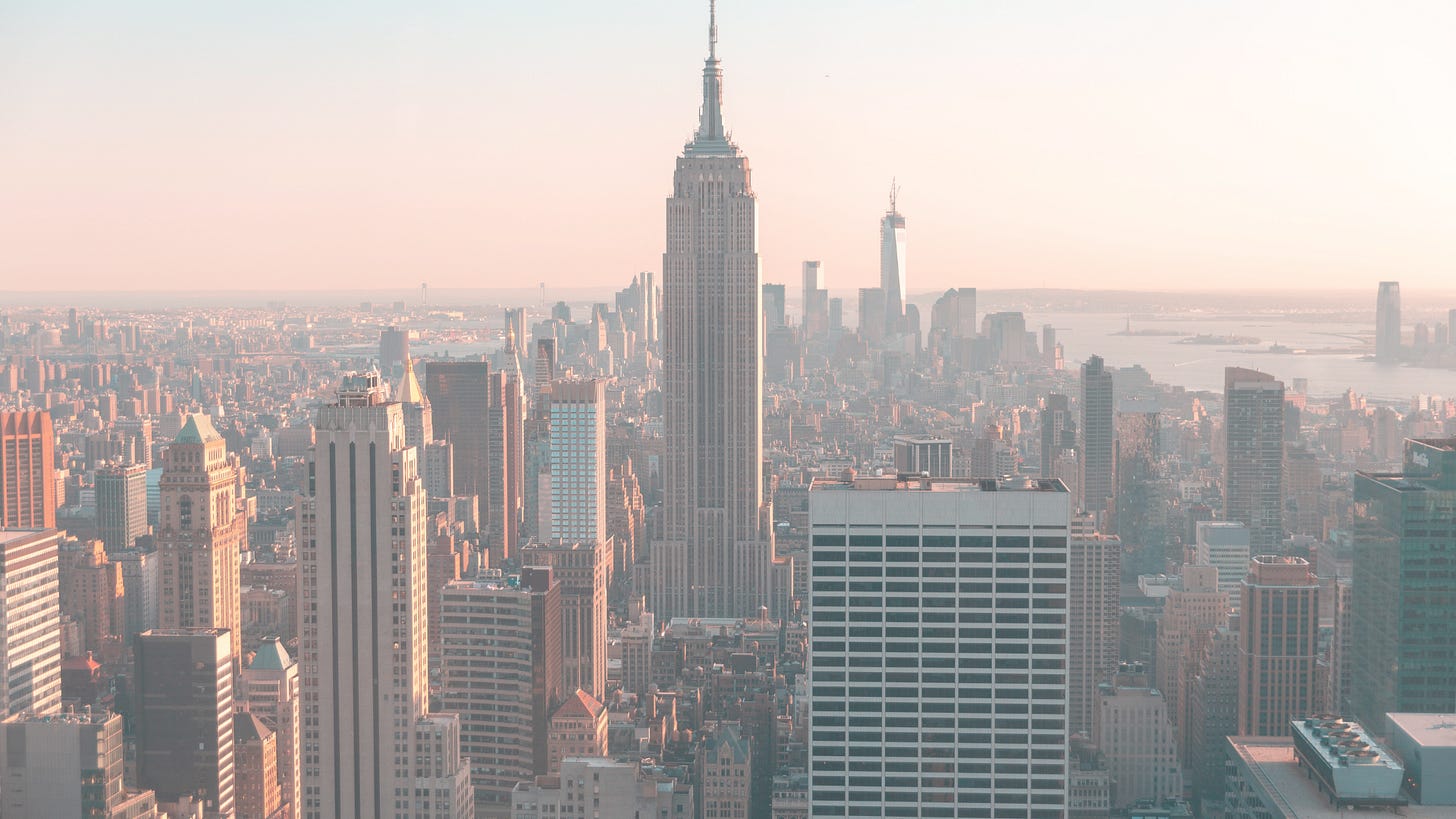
[1194,521,1251,611]
[0,529,62,717]
[879,187,907,335]
[424,360,491,504]
[801,261,828,339]
[1237,556,1319,736]
[807,474,1071,816]
[157,414,245,669]
[762,282,786,330]
[1351,438,1456,727]
[135,628,236,817]
[520,539,609,702]
[380,326,410,373]
[1068,514,1121,736]
[440,568,563,814]
[96,462,148,553]
[297,373,471,819]
[1224,367,1285,552]
[1,410,56,529]
[652,3,770,620]
[1040,393,1074,479]
[1080,355,1115,519]
[546,380,606,546]
[1376,280,1401,362]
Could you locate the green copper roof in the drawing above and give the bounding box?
[249,637,293,671]
[175,413,222,444]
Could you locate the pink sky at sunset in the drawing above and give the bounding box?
[3,0,1455,293]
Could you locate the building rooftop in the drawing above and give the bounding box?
[3,707,114,726]
[1386,713,1456,748]
[554,690,605,721]
[174,413,222,444]
[248,637,293,671]
[810,474,1066,493]
[1226,737,1452,818]
[0,528,54,546]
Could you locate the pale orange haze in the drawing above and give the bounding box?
[3,0,1456,293]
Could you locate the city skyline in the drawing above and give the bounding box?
[6,1,1456,293]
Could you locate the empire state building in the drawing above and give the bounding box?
[650,2,771,619]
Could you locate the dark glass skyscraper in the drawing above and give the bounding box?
[1350,438,1456,725]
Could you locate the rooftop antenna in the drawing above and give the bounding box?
[709,0,718,60]
[889,178,900,214]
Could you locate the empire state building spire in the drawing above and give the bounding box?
[689,0,734,155]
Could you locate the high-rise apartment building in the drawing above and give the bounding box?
[0,529,62,717]
[801,261,828,339]
[1237,556,1319,736]
[297,373,471,819]
[520,540,608,701]
[135,628,236,817]
[1,410,57,529]
[1068,515,1121,736]
[96,462,148,553]
[1351,438,1456,726]
[243,636,301,818]
[879,190,907,336]
[1224,367,1285,552]
[157,414,244,669]
[1080,356,1115,519]
[1376,281,1401,362]
[652,4,771,620]
[807,475,1071,817]
[440,568,563,816]
[0,708,159,819]
[1194,521,1251,611]
[546,380,606,546]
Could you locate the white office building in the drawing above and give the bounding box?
[807,475,1071,818]
[1194,521,1251,611]
[547,380,606,546]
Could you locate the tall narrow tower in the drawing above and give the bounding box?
[298,373,470,819]
[652,1,770,620]
[879,182,907,336]
[1375,281,1401,362]
[1224,367,1285,552]
[158,413,245,670]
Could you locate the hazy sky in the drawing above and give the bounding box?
[4,1,1456,293]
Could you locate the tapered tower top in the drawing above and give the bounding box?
[687,0,737,156]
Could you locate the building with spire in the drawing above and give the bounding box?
[650,1,772,620]
[157,413,245,670]
[880,183,907,337]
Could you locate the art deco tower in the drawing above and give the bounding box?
[158,413,245,670]
[297,373,470,819]
[652,2,770,619]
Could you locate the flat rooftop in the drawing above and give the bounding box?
[810,475,1066,493]
[1386,713,1456,748]
[0,528,54,546]
[1228,738,1449,818]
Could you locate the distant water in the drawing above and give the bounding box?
[1036,312,1454,402]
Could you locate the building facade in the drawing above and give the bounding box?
[1,410,57,529]
[1223,368,1285,552]
[297,374,471,819]
[135,628,235,816]
[1237,556,1319,736]
[1351,438,1456,726]
[651,3,771,621]
[157,414,245,669]
[0,529,62,717]
[807,475,1071,817]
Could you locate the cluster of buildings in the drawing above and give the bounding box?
[2,5,1456,819]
